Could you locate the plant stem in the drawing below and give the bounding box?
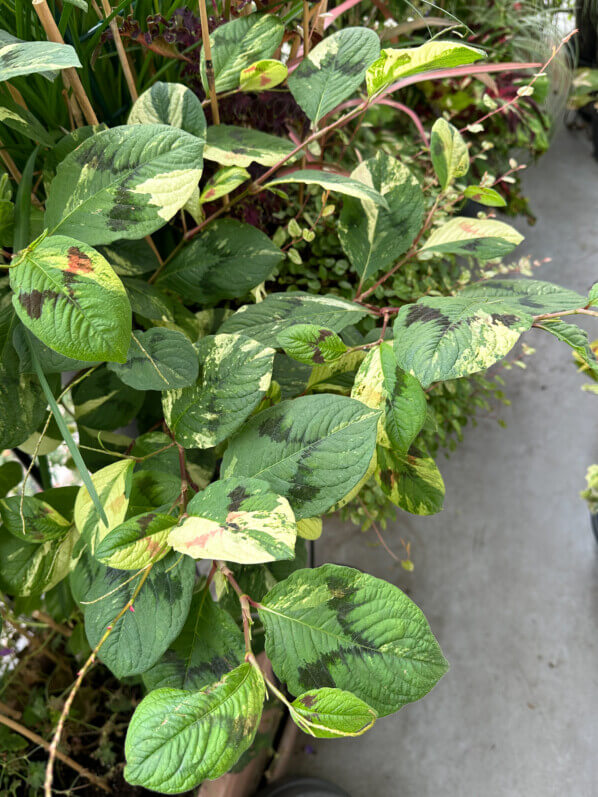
[44,566,153,797]
[0,712,110,793]
[216,561,253,653]
[198,0,220,124]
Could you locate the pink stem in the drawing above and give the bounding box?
[376,99,429,145]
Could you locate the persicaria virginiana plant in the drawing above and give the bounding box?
[0,1,596,794]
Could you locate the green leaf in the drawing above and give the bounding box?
[420,217,524,260]
[45,125,204,246]
[124,663,265,793]
[463,185,506,207]
[200,14,284,93]
[156,219,282,304]
[265,170,389,208]
[169,477,296,564]
[204,124,297,168]
[0,525,77,596]
[98,239,159,277]
[74,459,135,554]
[222,394,380,519]
[0,495,70,543]
[0,461,22,498]
[0,31,81,82]
[200,166,249,203]
[430,118,469,191]
[107,328,199,391]
[72,367,143,430]
[128,82,207,139]
[13,146,38,252]
[288,27,380,123]
[0,100,54,147]
[239,59,287,91]
[366,40,485,96]
[142,587,244,692]
[588,282,598,307]
[258,564,448,716]
[338,151,424,284]
[459,278,587,313]
[277,324,347,365]
[375,445,445,515]
[10,234,131,362]
[536,319,598,376]
[94,512,176,570]
[12,324,100,374]
[352,342,427,453]
[297,517,322,541]
[164,333,274,448]
[220,292,369,345]
[84,551,195,678]
[393,295,533,387]
[290,688,376,738]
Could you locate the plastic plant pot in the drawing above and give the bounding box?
[256,776,351,797]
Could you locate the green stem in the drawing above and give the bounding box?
[37,455,52,490]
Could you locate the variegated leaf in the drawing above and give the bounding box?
[0,525,77,596]
[94,512,176,570]
[156,219,282,304]
[45,125,204,245]
[259,564,448,716]
[204,124,297,168]
[107,328,199,391]
[366,40,485,96]
[0,495,70,543]
[222,394,380,519]
[163,333,275,448]
[124,663,265,793]
[200,166,249,203]
[393,294,533,387]
[288,27,380,123]
[464,185,506,207]
[74,459,135,554]
[84,551,195,678]
[265,170,388,208]
[290,688,376,738]
[0,31,80,82]
[536,319,598,376]
[352,342,427,453]
[338,151,424,284]
[240,58,287,91]
[200,14,284,93]
[375,445,445,515]
[296,517,322,541]
[128,81,206,139]
[169,477,296,564]
[420,217,524,260]
[220,292,369,345]
[277,324,347,365]
[10,235,131,362]
[430,118,469,190]
[459,278,586,313]
[142,588,244,692]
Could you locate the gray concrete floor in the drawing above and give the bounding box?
[290,129,598,796]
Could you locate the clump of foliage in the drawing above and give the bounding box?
[0,2,597,795]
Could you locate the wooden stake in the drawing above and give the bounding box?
[198,0,220,125]
[98,0,138,101]
[32,0,99,126]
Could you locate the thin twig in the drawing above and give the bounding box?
[198,0,220,124]
[99,0,138,101]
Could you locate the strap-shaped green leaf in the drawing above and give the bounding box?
[352,343,427,454]
[45,125,204,246]
[124,663,265,793]
[128,82,206,139]
[220,292,369,345]
[107,328,199,391]
[222,394,380,519]
[420,217,523,260]
[169,477,296,564]
[10,235,131,362]
[430,118,469,191]
[163,333,275,449]
[258,564,448,716]
[84,551,195,678]
[200,13,284,93]
[290,688,376,738]
[288,27,380,123]
[142,588,244,692]
[375,444,445,515]
[0,31,81,82]
[338,151,424,284]
[204,124,297,167]
[393,294,533,386]
[156,219,282,304]
[366,40,485,96]
[265,170,389,208]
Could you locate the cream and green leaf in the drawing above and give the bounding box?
[375,445,445,516]
[127,81,206,139]
[290,688,377,738]
[430,118,469,191]
[94,511,176,570]
[204,125,297,167]
[420,217,524,260]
